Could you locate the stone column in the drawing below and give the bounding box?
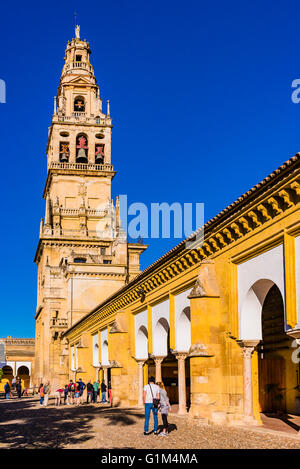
[95,367,100,381]
[175,352,188,415]
[136,360,146,406]
[103,367,108,402]
[153,356,165,382]
[238,340,260,424]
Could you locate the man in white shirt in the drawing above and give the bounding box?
[143,376,160,436]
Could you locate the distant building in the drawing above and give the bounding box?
[0,337,35,391]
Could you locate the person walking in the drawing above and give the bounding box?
[93,380,99,403]
[157,381,171,436]
[143,376,160,436]
[54,388,63,406]
[12,376,16,391]
[43,381,50,407]
[77,378,86,404]
[16,379,22,399]
[63,385,68,405]
[101,380,107,403]
[74,387,80,406]
[39,383,44,407]
[97,379,100,401]
[86,381,94,403]
[67,380,76,405]
[108,380,112,405]
[4,381,11,400]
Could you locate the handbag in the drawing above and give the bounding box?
[149,383,160,409]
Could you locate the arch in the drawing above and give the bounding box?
[240,278,282,340]
[136,325,148,359]
[177,306,191,351]
[102,339,109,365]
[2,365,13,375]
[92,333,99,366]
[17,365,29,376]
[258,284,291,413]
[74,96,85,112]
[153,317,169,356]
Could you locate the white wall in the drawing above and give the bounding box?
[238,244,285,340]
[174,288,192,352]
[92,333,99,366]
[152,298,169,356]
[295,235,300,325]
[101,328,109,365]
[16,361,31,375]
[134,309,148,359]
[71,345,75,371]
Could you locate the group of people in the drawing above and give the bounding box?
[143,377,172,437]
[4,378,25,399]
[38,378,111,407]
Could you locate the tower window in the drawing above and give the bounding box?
[76,55,82,62]
[76,134,88,163]
[59,142,69,162]
[74,96,85,112]
[103,259,112,265]
[95,144,105,164]
[74,257,86,263]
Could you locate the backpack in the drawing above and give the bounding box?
[149,384,160,409]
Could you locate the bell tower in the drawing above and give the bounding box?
[33,26,147,387]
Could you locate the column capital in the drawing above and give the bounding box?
[152,355,166,364]
[173,352,188,361]
[135,358,146,366]
[237,340,260,358]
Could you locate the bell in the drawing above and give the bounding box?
[60,152,69,162]
[95,155,104,164]
[76,148,88,163]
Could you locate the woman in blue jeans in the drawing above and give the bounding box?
[143,376,160,436]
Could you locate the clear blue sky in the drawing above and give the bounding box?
[1,0,300,337]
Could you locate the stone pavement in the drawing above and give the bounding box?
[1,397,300,449]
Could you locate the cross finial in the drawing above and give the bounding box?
[74,11,80,39]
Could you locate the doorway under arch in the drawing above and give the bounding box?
[0,365,13,392]
[258,284,292,413]
[17,366,30,390]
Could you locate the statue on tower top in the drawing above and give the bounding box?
[75,24,80,39]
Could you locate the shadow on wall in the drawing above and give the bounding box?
[0,399,144,449]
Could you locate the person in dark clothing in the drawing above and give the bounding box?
[101,380,107,403]
[77,378,86,404]
[4,382,11,400]
[63,385,68,404]
[86,381,94,403]
[108,381,112,405]
[16,379,22,399]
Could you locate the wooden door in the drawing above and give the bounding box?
[259,356,286,413]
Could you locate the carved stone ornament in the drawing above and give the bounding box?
[188,259,220,299]
[109,312,127,334]
[188,343,214,358]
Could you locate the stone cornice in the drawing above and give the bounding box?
[2,338,35,346]
[34,238,115,263]
[43,164,116,198]
[63,156,300,338]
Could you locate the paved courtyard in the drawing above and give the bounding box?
[1,397,300,449]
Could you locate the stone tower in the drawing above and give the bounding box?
[33,26,147,387]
